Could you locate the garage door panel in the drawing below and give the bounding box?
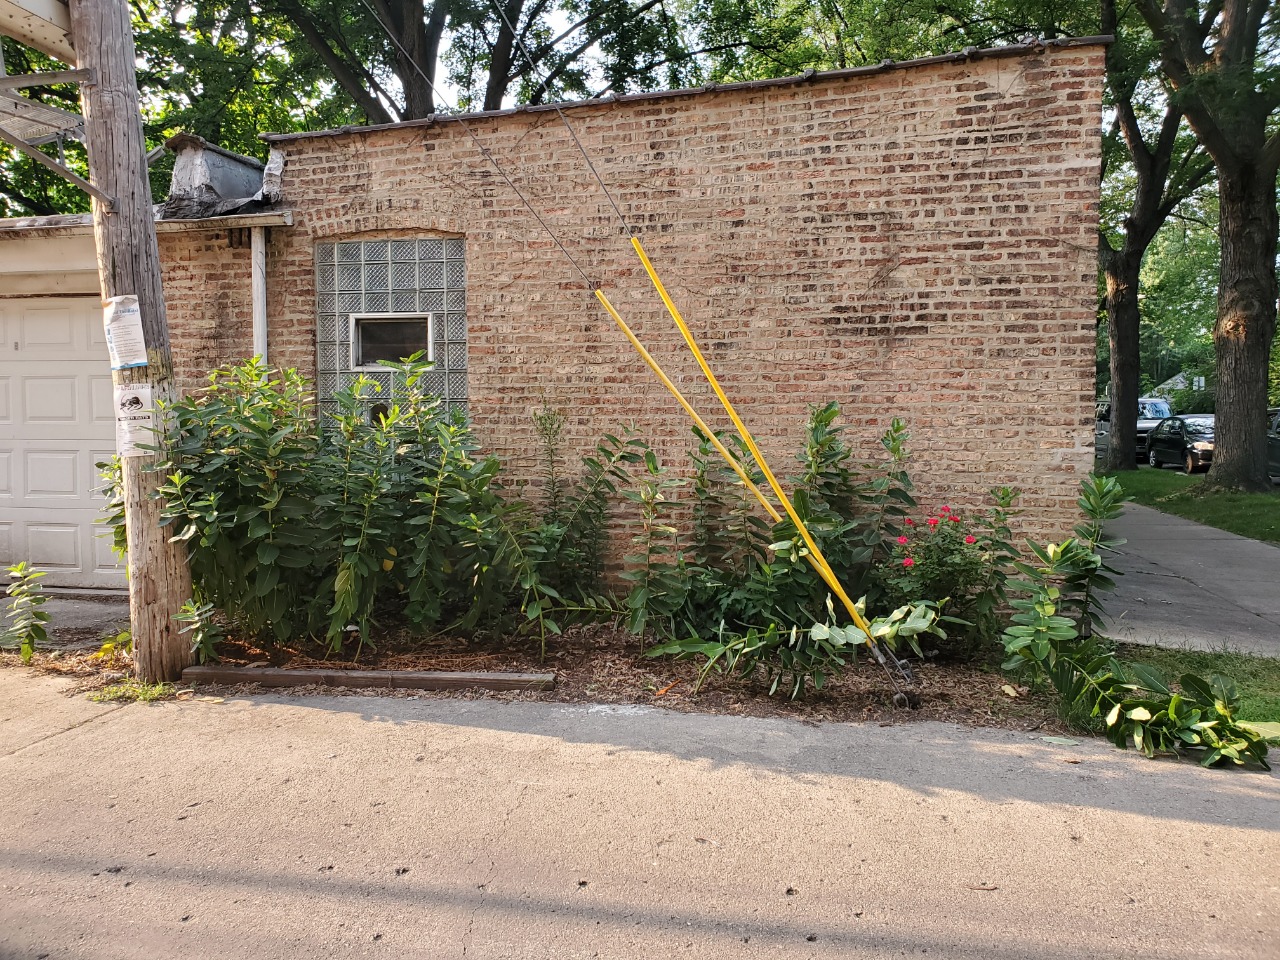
[25,449,80,497]
[0,451,10,497]
[90,375,114,422]
[25,523,80,568]
[92,526,124,574]
[23,377,80,424]
[21,307,73,348]
[0,377,10,422]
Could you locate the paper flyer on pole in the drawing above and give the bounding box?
[103,296,149,370]
[114,383,155,458]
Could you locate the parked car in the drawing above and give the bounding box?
[1095,397,1174,460]
[1268,408,1280,482]
[1147,415,1215,473]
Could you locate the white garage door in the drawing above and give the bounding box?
[0,297,125,589]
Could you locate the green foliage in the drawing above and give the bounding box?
[173,600,224,664]
[90,679,176,703]
[880,490,1020,647]
[643,407,973,698]
[1120,643,1280,723]
[745,411,916,631]
[650,597,949,700]
[531,407,646,600]
[621,450,690,637]
[1,562,50,664]
[1001,475,1270,769]
[144,357,634,655]
[1106,468,1280,546]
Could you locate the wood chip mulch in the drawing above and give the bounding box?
[5,621,1069,734]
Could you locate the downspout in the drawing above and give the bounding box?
[251,226,267,362]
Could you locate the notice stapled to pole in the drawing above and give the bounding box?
[103,296,149,370]
[115,383,155,458]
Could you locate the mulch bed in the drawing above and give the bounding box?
[5,621,1069,733]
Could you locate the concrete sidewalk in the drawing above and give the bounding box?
[1102,504,1280,656]
[1,670,1276,960]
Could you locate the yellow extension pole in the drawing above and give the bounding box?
[593,289,783,524]
[595,289,876,640]
[627,237,874,640]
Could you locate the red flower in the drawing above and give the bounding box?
[941,505,951,513]
[927,517,939,527]
[950,515,961,523]
[904,518,915,526]
[902,557,915,568]
[964,535,976,544]
[897,535,909,545]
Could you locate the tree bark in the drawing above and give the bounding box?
[484,0,525,111]
[69,0,193,682]
[1100,244,1143,472]
[385,0,440,119]
[1207,165,1279,490]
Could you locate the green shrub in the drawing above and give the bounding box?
[147,357,636,655]
[2,562,50,664]
[1000,475,1269,769]
[879,489,1020,648]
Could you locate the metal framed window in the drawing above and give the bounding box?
[349,313,434,370]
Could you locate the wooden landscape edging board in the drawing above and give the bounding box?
[182,665,555,692]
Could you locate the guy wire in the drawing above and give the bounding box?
[358,0,595,288]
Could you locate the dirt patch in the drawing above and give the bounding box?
[5,623,1067,733]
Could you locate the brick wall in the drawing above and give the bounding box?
[162,43,1105,543]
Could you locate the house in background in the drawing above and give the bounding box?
[0,37,1106,589]
[0,135,288,588]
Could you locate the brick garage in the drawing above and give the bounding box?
[165,38,1105,543]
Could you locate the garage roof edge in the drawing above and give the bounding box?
[261,35,1113,145]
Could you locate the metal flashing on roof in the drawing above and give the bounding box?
[262,35,1113,145]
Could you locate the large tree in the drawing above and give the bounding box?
[263,0,700,118]
[1134,0,1279,490]
[1096,0,1212,471]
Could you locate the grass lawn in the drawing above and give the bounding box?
[1105,466,1280,545]
[1119,643,1280,723]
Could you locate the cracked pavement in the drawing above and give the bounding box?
[1,670,1277,959]
[1102,503,1280,656]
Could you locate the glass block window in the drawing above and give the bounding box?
[315,237,467,417]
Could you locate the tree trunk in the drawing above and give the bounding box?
[1100,245,1143,472]
[484,0,525,111]
[391,0,438,119]
[1207,166,1279,491]
[69,0,193,682]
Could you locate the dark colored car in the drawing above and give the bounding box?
[1095,397,1174,460]
[1147,415,1215,474]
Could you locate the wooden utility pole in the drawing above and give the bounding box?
[68,0,192,681]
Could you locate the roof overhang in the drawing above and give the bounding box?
[0,0,75,64]
[0,209,294,239]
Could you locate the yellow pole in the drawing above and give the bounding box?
[594,289,782,524]
[628,237,873,639]
[595,289,878,638]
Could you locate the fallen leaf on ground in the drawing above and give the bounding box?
[655,679,683,697]
[1040,736,1078,746]
[1001,684,1018,698]
[966,884,998,891]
